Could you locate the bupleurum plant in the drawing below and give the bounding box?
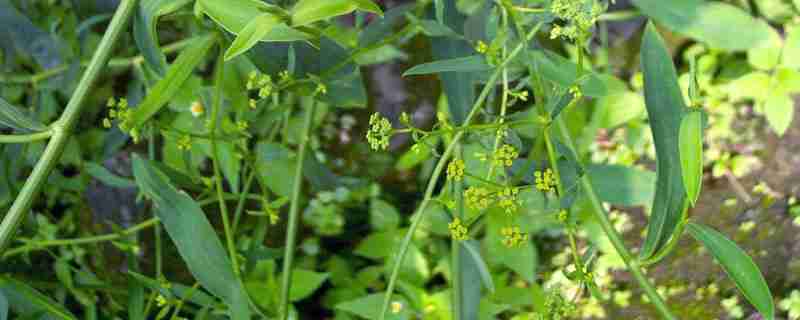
[0,0,786,319]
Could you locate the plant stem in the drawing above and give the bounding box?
[0,37,194,85]
[2,218,159,259]
[232,166,258,234]
[379,23,543,320]
[553,117,676,320]
[209,45,240,276]
[0,130,54,144]
[451,144,464,320]
[0,0,138,255]
[279,100,317,320]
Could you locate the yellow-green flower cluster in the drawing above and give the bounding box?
[177,135,192,151]
[366,113,392,151]
[448,218,468,241]
[492,144,519,168]
[549,0,602,41]
[535,169,556,192]
[497,187,519,214]
[446,159,465,181]
[465,186,494,210]
[501,226,529,248]
[246,71,274,109]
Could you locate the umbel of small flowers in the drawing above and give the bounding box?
[549,0,603,41]
[492,144,519,168]
[501,226,529,248]
[535,168,556,193]
[446,159,465,181]
[465,186,494,210]
[448,217,468,241]
[366,113,392,151]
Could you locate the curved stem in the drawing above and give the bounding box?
[209,45,239,275]
[0,130,54,144]
[0,38,194,85]
[554,118,676,319]
[279,101,317,320]
[0,0,138,255]
[2,218,159,259]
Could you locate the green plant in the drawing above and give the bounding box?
[0,0,789,319]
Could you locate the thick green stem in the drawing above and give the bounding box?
[554,118,676,320]
[0,0,138,255]
[209,45,240,276]
[279,101,317,320]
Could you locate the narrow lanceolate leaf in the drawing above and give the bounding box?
[687,223,774,320]
[639,22,688,259]
[461,240,494,293]
[0,290,6,320]
[132,155,251,319]
[224,13,280,61]
[0,275,77,320]
[127,34,216,129]
[679,110,703,206]
[403,55,491,76]
[0,97,46,132]
[291,0,382,27]
[198,0,312,43]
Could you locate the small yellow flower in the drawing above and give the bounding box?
[237,120,249,131]
[315,83,327,95]
[249,98,258,109]
[366,113,392,151]
[535,168,556,192]
[102,118,112,128]
[177,135,192,151]
[465,186,494,210]
[390,301,403,314]
[190,101,204,117]
[501,226,528,248]
[448,218,468,241]
[497,187,519,214]
[493,144,519,168]
[446,159,466,181]
[156,294,167,307]
[475,40,489,54]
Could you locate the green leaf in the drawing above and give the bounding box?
[679,110,704,206]
[687,223,774,320]
[127,34,216,130]
[131,155,251,319]
[403,55,491,76]
[764,95,794,136]
[198,0,312,43]
[134,0,193,75]
[460,240,494,293]
[587,164,656,207]
[632,0,779,51]
[639,22,688,259]
[224,13,281,61]
[85,162,136,188]
[0,275,77,320]
[529,50,616,98]
[291,0,382,27]
[287,269,328,301]
[430,0,477,126]
[336,293,411,320]
[370,199,400,231]
[0,97,46,132]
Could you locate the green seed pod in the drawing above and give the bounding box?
[679,110,704,206]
